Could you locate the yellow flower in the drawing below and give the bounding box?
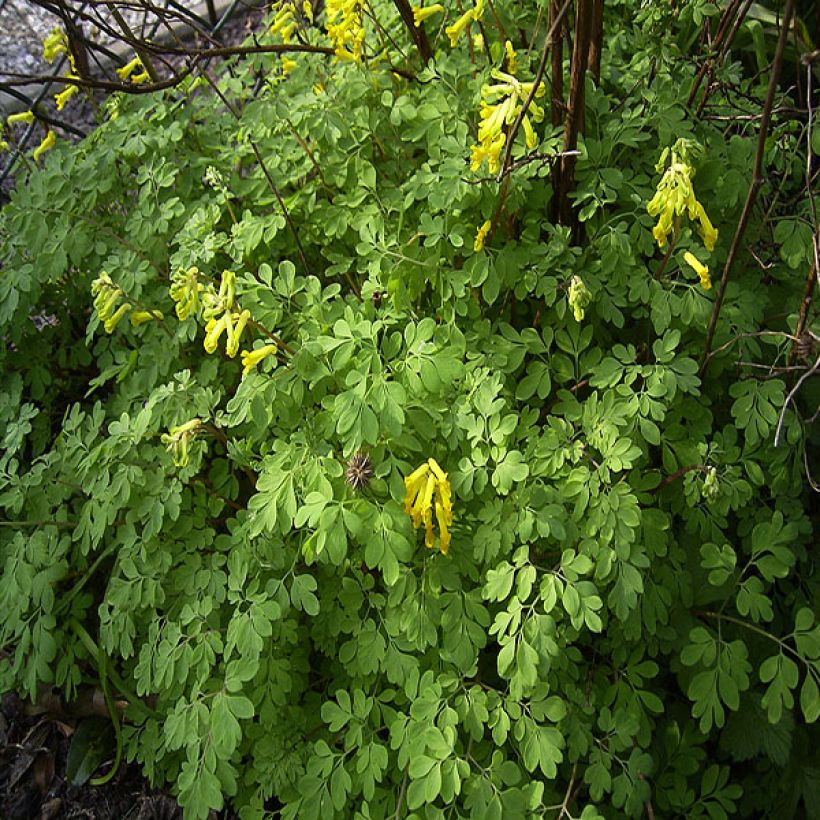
[0,140,8,152]
[683,251,712,290]
[117,57,149,84]
[469,70,544,173]
[104,302,131,333]
[568,275,592,321]
[33,130,56,161]
[470,132,505,174]
[170,267,204,321]
[505,40,517,74]
[282,56,297,75]
[474,219,491,252]
[130,309,163,327]
[326,0,366,62]
[693,202,718,252]
[7,111,35,126]
[445,9,470,48]
[241,344,278,376]
[226,309,251,358]
[43,28,68,63]
[55,82,79,111]
[203,314,228,354]
[302,0,314,22]
[117,57,141,80]
[647,142,718,253]
[412,3,443,26]
[403,458,453,555]
[161,418,202,467]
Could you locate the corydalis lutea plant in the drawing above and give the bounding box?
[0,2,818,820]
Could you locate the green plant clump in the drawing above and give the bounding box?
[1,1,818,818]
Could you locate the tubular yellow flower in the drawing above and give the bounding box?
[435,500,451,554]
[130,309,163,327]
[683,251,712,290]
[203,314,228,354]
[241,344,278,377]
[445,8,474,47]
[403,459,453,555]
[55,82,79,111]
[412,3,443,26]
[693,202,718,252]
[505,40,517,74]
[474,220,491,252]
[33,130,56,161]
[226,309,251,358]
[104,302,131,333]
[302,0,314,22]
[161,418,202,467]
[116,57,142,81]
[282,56,297,75]
[43,28,68,63]
[8,111,35,126]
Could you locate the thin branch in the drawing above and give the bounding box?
[774,351,820,447]
[199,70,311,278]
[498,0,572,179]
[700,0,796,372]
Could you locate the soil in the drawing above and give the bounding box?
[0,692,186,820]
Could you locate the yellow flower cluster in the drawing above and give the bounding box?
[170,267,205,321]
[200,270,251,358]
[470,69,545,174]
[568,275,592,322]
[43,28,69,64]
[445,0,484,47]
[647,144,718,252]
[161,419,202,468]
[43,28,82,110]
[91,273,163,333]
[326,0,365,63]
[404,458,453,555]
[270,1,313,74]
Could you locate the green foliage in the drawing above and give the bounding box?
[1,1,818,818]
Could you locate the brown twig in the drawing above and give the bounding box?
[700,0,796,373]
[586,0,603,83]
[557,0,593,231]
[390,0,433,63]
[649,464,705,495]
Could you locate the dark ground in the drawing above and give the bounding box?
[1,8,262,819]
[0,692,184,820]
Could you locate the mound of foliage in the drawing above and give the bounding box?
[1,1,818,817]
